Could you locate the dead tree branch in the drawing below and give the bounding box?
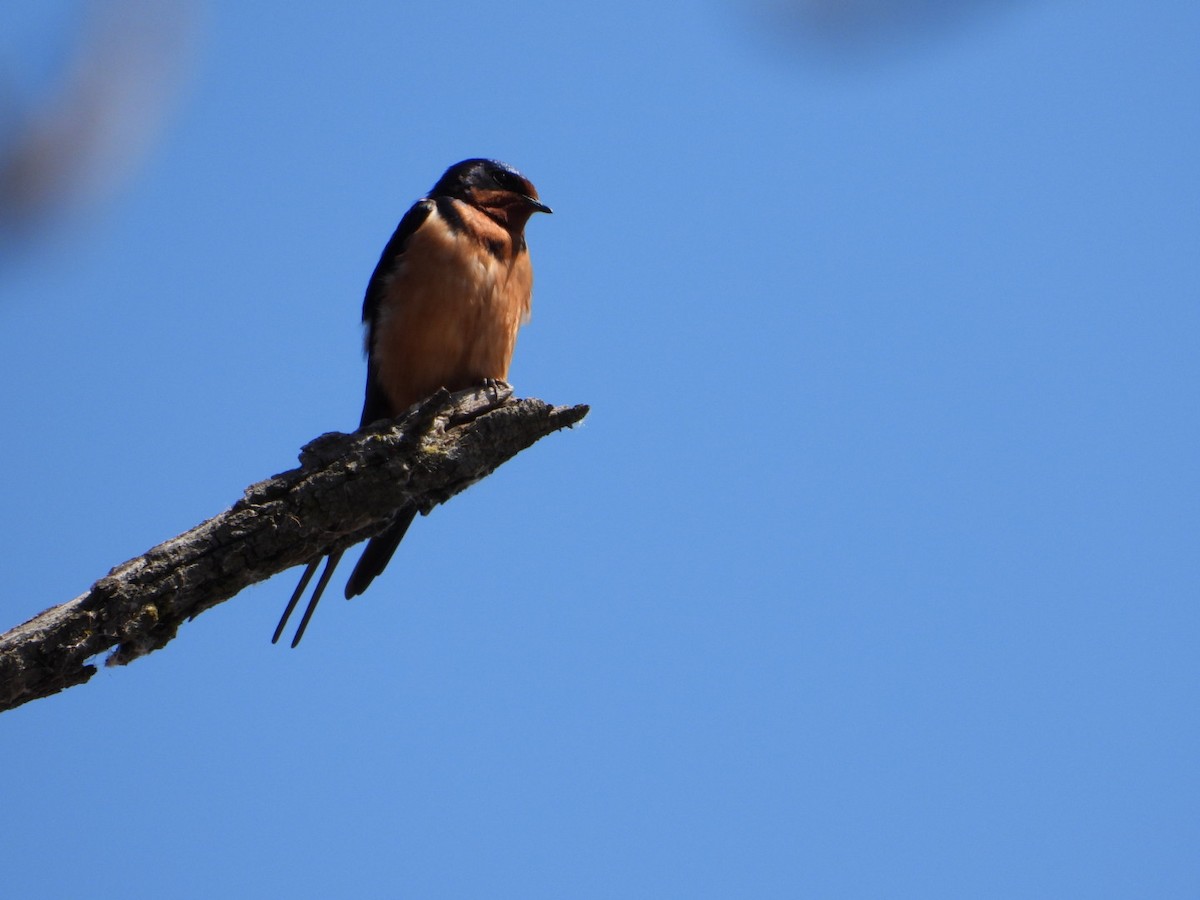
[0,385,588,714]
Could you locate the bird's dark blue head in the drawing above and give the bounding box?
[430,159,551,217]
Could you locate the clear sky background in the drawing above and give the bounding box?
[2,1,1197,897]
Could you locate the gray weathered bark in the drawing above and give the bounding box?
[0,385,588,714]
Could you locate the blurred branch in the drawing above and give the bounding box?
[0,0,196,248]
[0,385,588,715]
[751,0,1031,59]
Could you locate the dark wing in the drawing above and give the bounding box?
[343,506,418,599]
[344,200,434,602]
[274,199,435,647]
[360,198,435,427]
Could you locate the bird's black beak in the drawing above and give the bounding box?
[524,196,553,214]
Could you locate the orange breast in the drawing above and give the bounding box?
[371,205,533,415]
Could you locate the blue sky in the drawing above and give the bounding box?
[2,1,1198,897]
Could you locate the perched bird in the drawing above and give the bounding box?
[273,158,551,647]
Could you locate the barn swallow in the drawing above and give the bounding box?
[273,158,551,647]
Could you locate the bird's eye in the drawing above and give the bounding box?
[494,171,521,192]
